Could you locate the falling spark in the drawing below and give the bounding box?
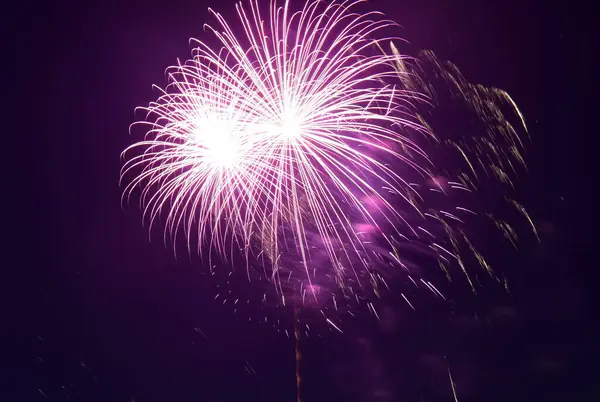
[326,318,344,333]
[447,362,460,402]
[401,293,416,311]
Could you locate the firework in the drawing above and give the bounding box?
[121,0,535,321]
[121,0,431,292]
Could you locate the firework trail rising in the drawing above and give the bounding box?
[121,0,432,291]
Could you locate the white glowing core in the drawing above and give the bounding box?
[280,113,302,139]
[194,116,240,169]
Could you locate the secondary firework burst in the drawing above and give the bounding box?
[121,0,433,296]
[388,46,538,292]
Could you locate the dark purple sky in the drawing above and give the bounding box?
[21,0,595,401]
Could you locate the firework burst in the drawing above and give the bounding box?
[122,0,536,323]
[121,0,432,292]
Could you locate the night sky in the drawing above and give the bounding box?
[23,0,595,401]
